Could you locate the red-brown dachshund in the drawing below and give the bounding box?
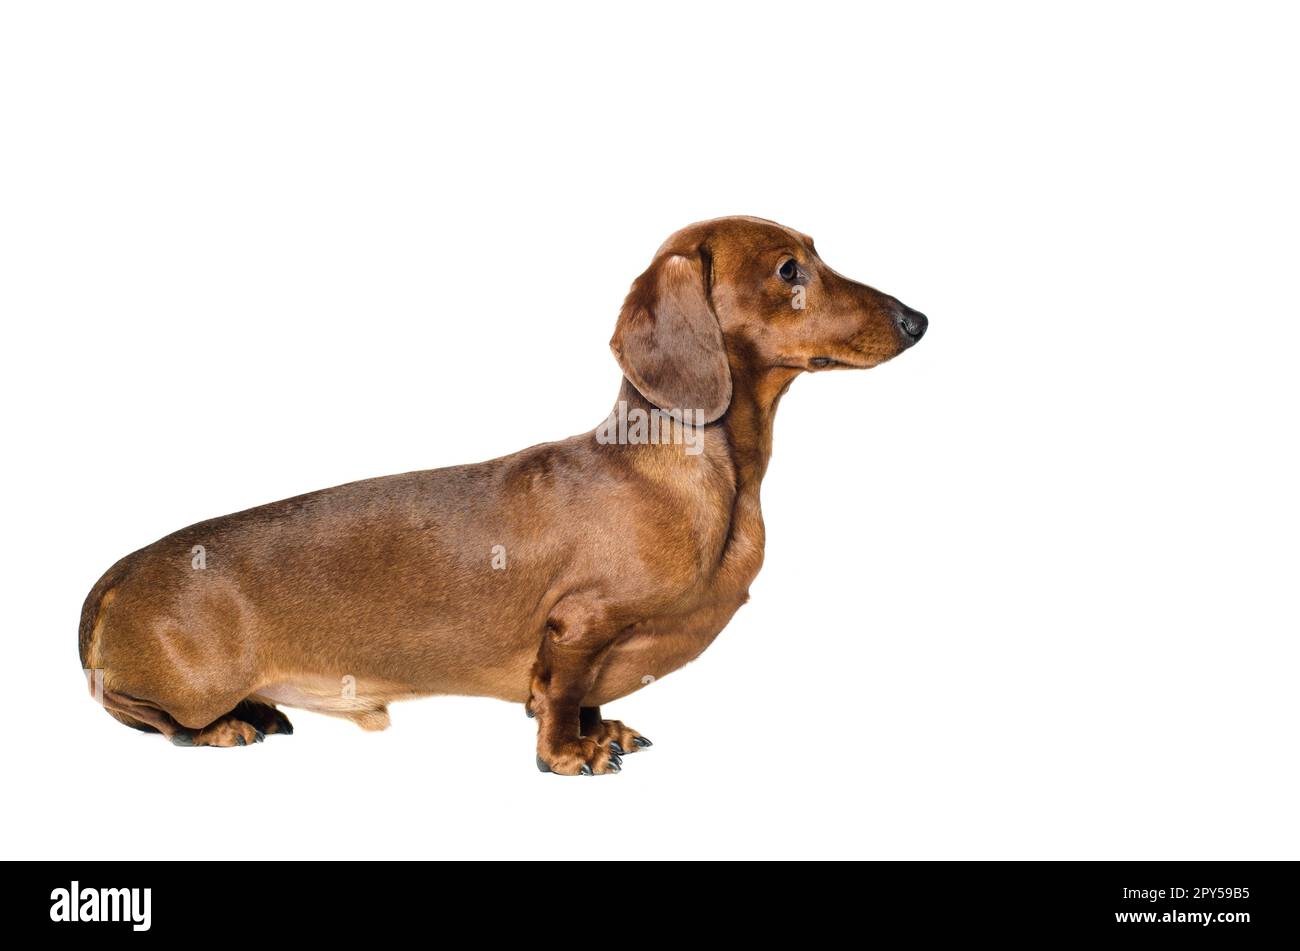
[79,216,927,774]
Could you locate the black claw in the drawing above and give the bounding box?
[579,764,594,776]
[609,741,624,755]
[525,706,535,719]
[608,752,623,767]
[171,732,195,747]
[253,729,265,743]
[536,755,552,773]
[606,761,621,773]
[235,735,246,747]
[633,736,652,748]
[279,721,294,736]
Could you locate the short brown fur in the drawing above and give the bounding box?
[79,216,927,773]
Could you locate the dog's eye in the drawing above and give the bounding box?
[777,259,799,282]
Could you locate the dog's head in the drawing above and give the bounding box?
[611,216,926,423]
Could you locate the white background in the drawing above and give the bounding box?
[2,2,1297,860]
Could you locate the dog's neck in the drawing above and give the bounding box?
[716,358,802,488]
[610,361,801,494]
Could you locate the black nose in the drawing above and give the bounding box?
[894,304,928,346]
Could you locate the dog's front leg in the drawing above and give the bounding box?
[529,601,623,776]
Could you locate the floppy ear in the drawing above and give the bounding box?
[609,250,732,423]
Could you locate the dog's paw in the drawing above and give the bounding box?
[536,738,622,776]
[175,716,265,748]
[233,700,295,736]
[583,718,652,756]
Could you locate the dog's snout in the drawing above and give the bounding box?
[894,304,928,347]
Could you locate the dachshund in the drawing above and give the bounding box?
[79,216,928,774]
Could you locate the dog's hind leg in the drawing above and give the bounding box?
[101,690,189,741]
[101,691,293,747]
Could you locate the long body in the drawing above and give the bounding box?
[84,380,766,720]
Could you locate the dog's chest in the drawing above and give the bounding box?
[593,492,766,704]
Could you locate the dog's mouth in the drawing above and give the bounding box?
[807,355,872,371]
[775,353,878,372]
